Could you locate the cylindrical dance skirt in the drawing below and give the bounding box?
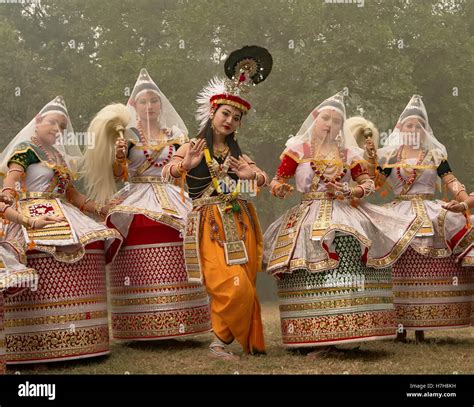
[393,247,473,331]
[277,235,396,347]
[109,215,211,341]
[4,242,109,364]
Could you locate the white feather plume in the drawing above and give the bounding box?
[195,76,226,131]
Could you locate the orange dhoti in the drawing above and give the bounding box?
[186,199,265,354]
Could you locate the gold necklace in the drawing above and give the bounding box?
[213,144,229,160]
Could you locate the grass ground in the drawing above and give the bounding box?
[8,303,474,375]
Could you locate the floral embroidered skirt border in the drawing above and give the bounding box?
[109,215,211,341]
[393,247,473,330]
[4,242,110,364]
[277,235,396,347]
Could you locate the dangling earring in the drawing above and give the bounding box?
[209,111,215,130]
[234,127,239,140]
[335,131,343,148]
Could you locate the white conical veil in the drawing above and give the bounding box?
[0,96,82,176]
[378,95,447,168]
[283,90,362,162]
[126,68,187,143]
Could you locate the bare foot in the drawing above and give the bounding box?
[209,346,240,361]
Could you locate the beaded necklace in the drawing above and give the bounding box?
[136,120,173,168]
[396,145,426,186]
[310,141,347,183]
[31,135,71,194]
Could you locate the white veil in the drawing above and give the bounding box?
[378,95,447,169]
[126,68,188,144]
[0,96,82,176]
[283,90,363,163]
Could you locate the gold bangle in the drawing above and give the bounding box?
[177,161,186,175]
[445,177,457,186]
[455,189,467,200]
[94,202,103,216]
[255,172,264,186]
[461,201,469,211]
[0,203,10,216]
[168,163,179,178]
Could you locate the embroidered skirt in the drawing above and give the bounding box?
[393,247,473,330]
[109,214,211,341]
[277,235,396,347]
[4,242,110,364]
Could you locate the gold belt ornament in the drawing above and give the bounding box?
[267,202,310,273]
[302,192,335,201]
[311,199,334,240]
[395,194,434,236]
[130,176,164,184]
[216,203,248,266]
[183,211,202,282]
[129,177,180,217]
[184,197,249,282]
[301,192,336,240]
[395,194,434,201]
[192,196,223,208]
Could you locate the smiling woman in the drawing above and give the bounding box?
[263,91,423,355]
[0,96,121,364]
[163,45,272,360]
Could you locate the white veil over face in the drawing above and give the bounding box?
[283,91,362,163]
[126,68,188,144]
[0,96,82,176]
[378,95,447,169]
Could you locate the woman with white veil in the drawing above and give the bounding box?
[81,69,211,342]
[366,95,474,342]
[264,91,422,355]
[0,96,122,364]
[0,192,46,373]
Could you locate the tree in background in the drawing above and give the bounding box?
[0,0,472,230]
